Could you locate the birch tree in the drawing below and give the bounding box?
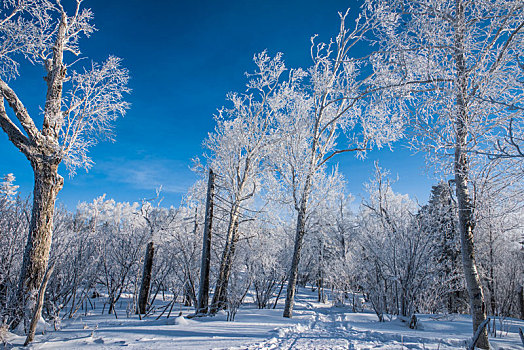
[0,0,129,330]
[270,11,402,318]
[365,0,524,346]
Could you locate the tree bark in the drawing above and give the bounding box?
[197,169,215,314]
[210,213,239,313]
[453,1,489,348]
[24,263,55,346]
[518,285,524,320]
[283,188,310,318]
[13,161,63,331]
[137,241,154,314]
[454,67,490,350]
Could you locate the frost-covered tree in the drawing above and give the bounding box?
[0,174,29,318]
[473,162,524,320]
[321,194,358,308]
[245,208,291,310]
[137,195,177,315]
[418,181,465,313]
[0,0,129,330]
[268,11,402,318]
[203,52,285,312]
[45,207,101,324]
[77,196,146,315]
[297,170,347,303]
[356,165,438,320]
[365,0,524,346]
[0,174,19,203]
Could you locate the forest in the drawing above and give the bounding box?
[0,0,523,349]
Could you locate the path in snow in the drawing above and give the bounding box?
[230,300,523,350]
[234,311,464,350]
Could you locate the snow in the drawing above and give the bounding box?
[3,288,523,349]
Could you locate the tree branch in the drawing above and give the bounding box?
[0,78,41,144]
[319,147,369,167]
[0,97,32,155]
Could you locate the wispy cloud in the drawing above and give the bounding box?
[96,156,197,195]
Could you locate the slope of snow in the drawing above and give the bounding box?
[4,288,523,349]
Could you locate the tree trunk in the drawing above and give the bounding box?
[453,1,489,348]
[24,263,55,346]
[283,199,308,318]
[518,285,524,320]
[219,222,239,302]
[487,223,496,315]
[13,162,63,331]
[273,276,286,309]
[455,91,490,350]
[137,241,154,314]
[283,170,315,319]
[197,169,215,314]
[210,215,239,312]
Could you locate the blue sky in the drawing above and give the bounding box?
[0,0,437,209]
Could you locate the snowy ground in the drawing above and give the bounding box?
[4,288,524,349]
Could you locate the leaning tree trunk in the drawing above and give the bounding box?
[210,213,239,313]
[283,207,306,318]
[217,220,240,305]
[453,1,489,348]
[13,161,63,331]
[137,241,155,314]
[24,262,55,346]
[283,179,311,318]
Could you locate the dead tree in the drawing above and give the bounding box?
[197,169,215,314]
[137,242,155,314]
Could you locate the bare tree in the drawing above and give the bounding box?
[0,0,129,330]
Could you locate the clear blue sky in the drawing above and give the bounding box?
[0,0,437,209]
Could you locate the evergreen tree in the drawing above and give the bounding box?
[419,181,465,313]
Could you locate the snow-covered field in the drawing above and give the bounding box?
[4,288,524,349]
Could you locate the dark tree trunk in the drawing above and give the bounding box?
[184,283,193,307]
[272,276,286,309]
[197,169,215,314]
[518,285,524,320]
[317,278,325,303]
[283,203,307,318]
[137,241,155,314]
